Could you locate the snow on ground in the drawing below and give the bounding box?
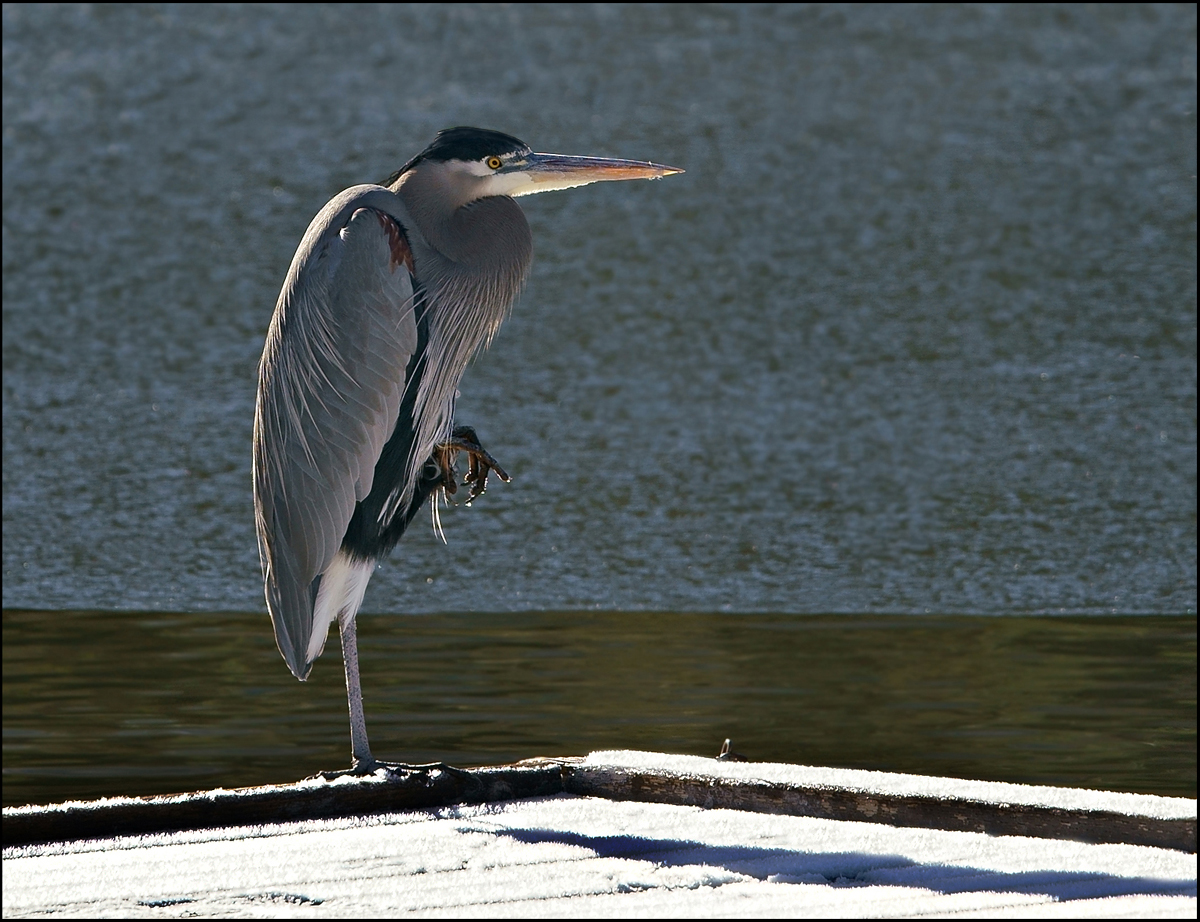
[4,793,1195,918]
[583,750,1197,819]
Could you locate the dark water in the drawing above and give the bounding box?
[3,610,1195,807]
[2,6,1196,806]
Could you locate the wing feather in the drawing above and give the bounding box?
[253,186,419,679]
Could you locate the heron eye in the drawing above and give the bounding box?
[486,156,503,170]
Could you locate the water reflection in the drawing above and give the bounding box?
[4,610,1194,807]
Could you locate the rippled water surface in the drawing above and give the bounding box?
[2,5,1195,805]
[4,3,1195,615]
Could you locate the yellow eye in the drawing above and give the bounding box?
[486,156,503,170]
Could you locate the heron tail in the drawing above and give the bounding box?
[305,551,375,669]
[266,548,374,681]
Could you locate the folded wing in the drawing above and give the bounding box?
[253,185,420,679]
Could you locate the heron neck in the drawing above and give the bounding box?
[392,170,530,272]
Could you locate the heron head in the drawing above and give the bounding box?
[387,127,683,206]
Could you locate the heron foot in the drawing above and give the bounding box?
[308,760,379,782]
[435,425,511,504]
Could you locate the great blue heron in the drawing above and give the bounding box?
[253,127,682,772]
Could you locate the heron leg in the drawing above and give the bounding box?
[435,425,511,504]
[339,613,377,772]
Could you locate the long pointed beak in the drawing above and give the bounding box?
[508,152,684,196]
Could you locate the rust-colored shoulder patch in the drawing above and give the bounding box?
[373,210,415,274]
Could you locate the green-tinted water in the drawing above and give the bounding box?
[4,610,1194,807]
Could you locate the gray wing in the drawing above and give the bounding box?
[253,185,419,679]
